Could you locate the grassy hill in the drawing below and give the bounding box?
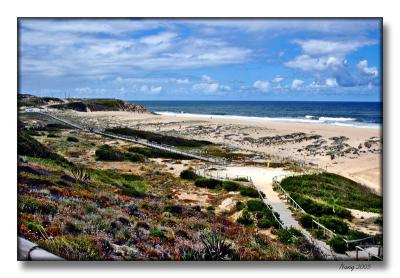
[48,98,148,113]
[17,113,319,261]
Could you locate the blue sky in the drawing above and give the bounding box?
[19,19,382,101]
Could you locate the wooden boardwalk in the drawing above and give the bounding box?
[36,112,226,165]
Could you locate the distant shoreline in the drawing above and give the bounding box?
[154,111,381,129]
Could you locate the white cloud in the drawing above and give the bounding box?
[139,32,177,45]
[357,60,378,77]
[20,19,164,34]
[183,20,379,35]
[173,78,190,84]
[20,21,252,77]
[140,85,162,94]
[291,79,304,89]
[285,54,343,71]
[201,75,212,82]
[285,39,378,88]
[293,39,375,56]
[253,80,270,92]
[272,76,284,83]
[325,78,338,87]
[193,82,219,93]
[220,85,231,91]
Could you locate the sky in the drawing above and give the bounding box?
[19,18,382,101]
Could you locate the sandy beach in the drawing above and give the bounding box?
[56,110,382,194]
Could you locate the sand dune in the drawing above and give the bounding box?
[57,110,382,194]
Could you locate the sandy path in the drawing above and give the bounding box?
[203,166,335,259]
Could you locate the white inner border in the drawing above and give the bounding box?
[1,0,398,276]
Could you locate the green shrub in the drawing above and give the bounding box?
[164,204,183,216]
[346,230,370,240]
[235,201,245,211]
[150,229,165,238]
[232,177,249,182]
[66,136,79,142]
[124,152,146,162]
[328,236,347,253]
[239,187,259,198]
[128,146,191,160]
[180,169,199,180]
[95,145,125,161]
[18,129,69,165]
[222,180,240,191]
[68,165,90,183]
[121,181,147,198]
[237,210,254,226]
[290,193,352,220]
[277,228,303,245]
[280,173,382,213]
[106,127,213,147]
[257,218,275,229]
[39,236,102,260]
[18,195,58,216]
[26,221,47,238]
[95,145,146,162]
[194,178,222,189]
[318,216,349,235]
[199,229,238,260]
[246,199,267,212]
[374,217,383,225]
[299,214,314,228]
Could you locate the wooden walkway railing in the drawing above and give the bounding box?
[35,112,227,165]
[194,166,284,229]
[355,245,383,261]
[272,174,383,259]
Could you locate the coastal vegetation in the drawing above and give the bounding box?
[279,173,382,253]
[127,146,192,160]
[47,98,148,113]
[280,173,382,213]
[105,127,213,148]
[18,113,316,260]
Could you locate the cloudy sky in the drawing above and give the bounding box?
[19,18,382,101]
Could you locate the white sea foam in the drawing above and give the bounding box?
[156,111,380,129]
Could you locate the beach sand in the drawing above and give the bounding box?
[56,110,382,194]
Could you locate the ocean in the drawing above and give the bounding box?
[130,101,382,129]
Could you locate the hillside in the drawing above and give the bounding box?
[49,99,148,113]
[18,93,149,113]
[18,93,64,107]
[17,112,319,261]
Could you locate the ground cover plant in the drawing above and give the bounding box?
[105,127,213,148]
[280,173,382,213]
[17,117,316,261]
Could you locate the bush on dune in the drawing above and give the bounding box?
[106,127,213,148]
[180,169,199,180]
[128,146,191,160]
[18,129,69,165]
[194,178,223,189]
[328,236,347,253]
[222,180,240,191]
[280,173,382,213]
[246,199,267,212]
[318,215,349,235]
[95,145,146,162]
[239,187,259,198]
